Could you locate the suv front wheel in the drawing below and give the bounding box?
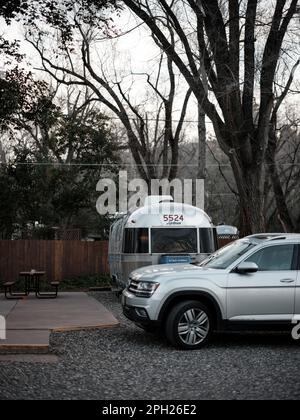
[165,300,213,350]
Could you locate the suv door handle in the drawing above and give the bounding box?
[280,279,295,284]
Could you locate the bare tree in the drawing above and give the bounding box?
[123,0,299,234]
[266,59,300,232]
[26,11,193,184]
[273,120,300,228]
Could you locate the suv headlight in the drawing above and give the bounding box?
[128,280,160,297]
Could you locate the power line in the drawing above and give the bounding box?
[87,114,300,127]
[1,162,300,168]
[105,115,215,124]
[3,162,230,167]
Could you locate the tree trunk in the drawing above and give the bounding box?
[168,140,179,181]
[266,128,295,232]
[197,104,206,180]
[230,157,266,235]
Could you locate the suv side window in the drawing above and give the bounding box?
[245,244,295,271]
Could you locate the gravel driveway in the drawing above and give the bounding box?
[0,292,300,400]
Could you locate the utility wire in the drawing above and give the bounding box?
[104,116,215,124]
[0,162,300,168]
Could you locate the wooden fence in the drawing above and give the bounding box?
[218,235,240,249]
[0,240,109,284]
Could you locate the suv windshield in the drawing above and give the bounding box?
[198,240,256,269]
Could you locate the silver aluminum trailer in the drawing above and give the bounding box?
[108,196,217,290]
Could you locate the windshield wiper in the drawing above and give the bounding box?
[196,254,218,267]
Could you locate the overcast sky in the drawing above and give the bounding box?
[1,4,299,137]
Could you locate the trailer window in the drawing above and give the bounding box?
[124,228,149,254]
[200,228,218,253]
[151,228,198,254]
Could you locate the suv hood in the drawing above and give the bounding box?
[130,263,222,281]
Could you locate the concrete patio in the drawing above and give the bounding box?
[0,292,119,353]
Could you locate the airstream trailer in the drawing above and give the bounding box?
[109,196,218,290]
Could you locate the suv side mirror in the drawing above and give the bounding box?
[235,262,259,274]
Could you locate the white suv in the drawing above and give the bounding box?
[122,234,300,349]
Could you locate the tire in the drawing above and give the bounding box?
[165,300,213,350]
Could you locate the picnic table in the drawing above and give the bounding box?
[19,270,46,295]
[3,270,59,300]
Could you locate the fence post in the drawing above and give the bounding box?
[0,315,6,340]
[54,241,63,281]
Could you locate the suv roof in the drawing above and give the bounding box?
[246,233,300,244]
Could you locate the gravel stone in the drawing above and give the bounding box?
[0,292,300,400]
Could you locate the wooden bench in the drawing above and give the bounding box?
[36,281,60,299]
[3,281,26,300]
[51,282,60,297]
